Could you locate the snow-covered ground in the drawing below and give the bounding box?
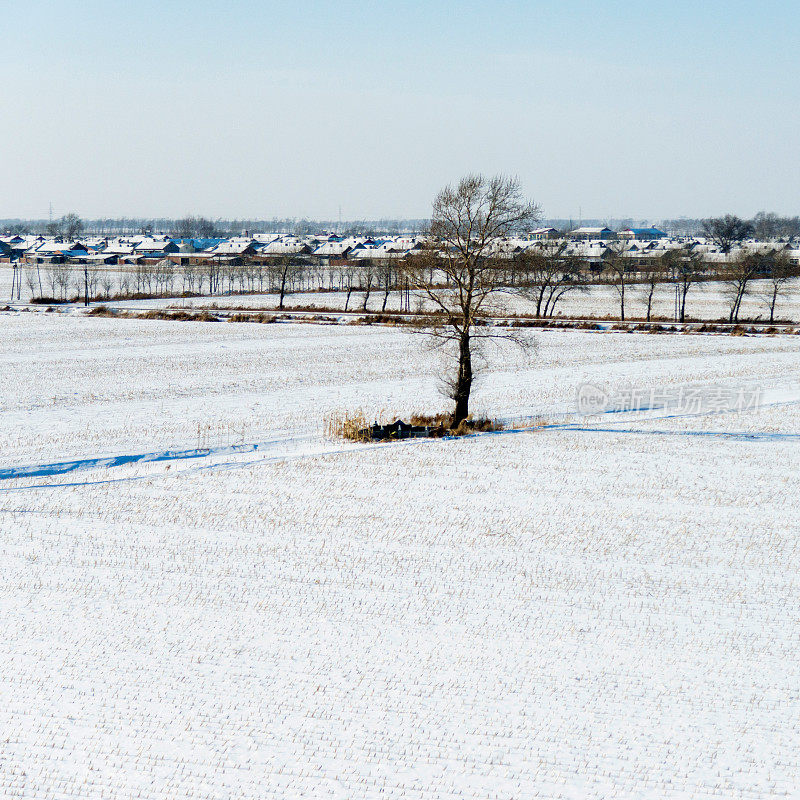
[2,312,800,799]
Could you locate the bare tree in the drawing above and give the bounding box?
[659,247,704,322]
[175,215,218,239]
[269,256,303,310]
[399,174,540,426]
[675,248,705,322]
[119,271,132,297]
[342,268,356,312]
[80,260,98,306]
[47,263,71,300]
[760,250,797,323]
[181,263,199,294]
[61,213,83,240]
[752,212,782,241]
[752,212,800,241]
[99,271,114,299]
[25,268,42,299]
[175,216,196,239]
[45,264,59,297]
[603,239,631,321]
[205,259,221,295]
[702,214,753,254]
[379,261,393,311]
[639,257,667,322]
[515,240,586,318]
[195,217,218,238]
[725,252,764,322]
[358,260,377,311]
[154,259,176,294]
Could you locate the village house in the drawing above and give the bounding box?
[134,238,180,258]
[24,239,88,264]
[618,227,667,241]
[569,226,616,241]
[531,227,560,240]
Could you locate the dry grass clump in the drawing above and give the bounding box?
[88,307,228,322]
[325,409,505,442]
[227,312,277,323]
[324,410,372,442]
[450,416,504,435]
[88,305,116,317]
[409,412,451,427]
[121,309,219,322]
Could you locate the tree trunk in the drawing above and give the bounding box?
[619,281,625,321]
[730,282,746,323]
[452,331,472,426]
[646,285,654,322]
[382,269,390,311]
[279,267,288,310]
[732,291,741,322]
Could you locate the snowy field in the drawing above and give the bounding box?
[3,312,800,798]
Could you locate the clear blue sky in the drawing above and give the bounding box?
[2,0,798,221]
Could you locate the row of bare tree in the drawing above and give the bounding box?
[400,239,797,326]
[26,258,396,306]
[569,243,797,324]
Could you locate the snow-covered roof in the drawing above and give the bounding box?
[260,236,309,254]
[134,239,176,252]
[205,238,257,255]
[29,239,86,254]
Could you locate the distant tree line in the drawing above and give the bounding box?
[5,211,800,241]
[1,216,429,237]
[663,212,800,239]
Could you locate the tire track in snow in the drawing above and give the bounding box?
[0,433,321,481]
[2,397,799,493]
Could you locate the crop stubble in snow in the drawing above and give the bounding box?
[1,313,800,799]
